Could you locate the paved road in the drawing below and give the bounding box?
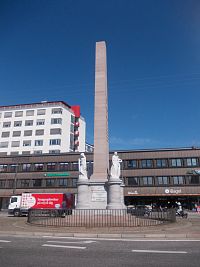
[0,235,200,267]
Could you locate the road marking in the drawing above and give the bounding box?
[0,240,11,243]
[42,244,86,249]
[43,236,200,242]
[47,240,96,244]
[132,249,187,254]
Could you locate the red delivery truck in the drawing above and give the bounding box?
[8,193,75,217]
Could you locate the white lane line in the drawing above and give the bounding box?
[43,236,200,242]
[0,240,11,243]
[47,240,96,244]
[42,244,86,249]
[132,249,187,254]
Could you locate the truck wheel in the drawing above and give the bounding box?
[13,209,21,217]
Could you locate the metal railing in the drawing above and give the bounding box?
[27,208,176,228]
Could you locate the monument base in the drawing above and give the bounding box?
[88,181,108,209]
[76,179,90,209]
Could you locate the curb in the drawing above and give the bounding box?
[1,230,200,239]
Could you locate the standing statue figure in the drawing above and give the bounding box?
[110,152,122,179]
[78,152,87,178]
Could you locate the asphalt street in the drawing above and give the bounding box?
[0,235,200,267]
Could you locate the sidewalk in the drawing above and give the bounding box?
[0,211,200,239]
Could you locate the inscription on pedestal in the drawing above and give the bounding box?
[91,186,107,202]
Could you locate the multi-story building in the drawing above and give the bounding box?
[0,147,200,210]
[0,101,86,155]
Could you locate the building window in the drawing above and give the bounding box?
[11,141,20,147]
[0,164,8,172]
[51,118,62,125]
[156,159,167,168]
[12,131,21,137]
[15,111,23,117]
[1,132,10,138]
[59,163,69,171]
[58,178,68,187]
[33,150,43,154]
[10,164,18,172]
[173,176,184,185]
[33,179,42,187]
[142,176,153,186]
[171,158,182,167]
[49,150,60,154]
[18,179,31,188]
[25,120,33,126]
[70,134,74,150]
[36,119,45,125]
[26,110,34,116]
[4,112,12,118]
[71,178,78,188]
[71,162,78,171]
[37,109,46,115]
[24,130,32,136]
[52,108,62,114]
[49,139,61,146]
[6,180,14,189]
[127,160,137,169]
[157,176,169,185]
[50,128,62,135]
[188,175,200,184]
[46,179,56,187]
[186,158,198,167]
[22,151,31,155]
[14,121,22,127]
[70,124,74,133]
[10,152,19,155]
[127,177,139,186]
[22,164,31,172]
[3,122,11,128]
[34,163,44,171]
[23,140,31,146]
[0,142,9,148]
[35,140,43,146]
[141,159,153,168]
[35,129,44,136]
[0,180,6,188]
[47,163,56,171]
[71,115,75,124]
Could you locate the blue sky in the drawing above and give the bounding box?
[0,0,200,150]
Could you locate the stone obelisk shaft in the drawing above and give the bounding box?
[91,41,109,182]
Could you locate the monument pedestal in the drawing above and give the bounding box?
[76,178,90,209]
[106,178,125,210]
[89,181,108,209]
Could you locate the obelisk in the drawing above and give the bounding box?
[89,41,109,208]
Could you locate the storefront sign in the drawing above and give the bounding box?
[164,188,181,194]
[128,190,139,195]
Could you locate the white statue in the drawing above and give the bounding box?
[110,152,122,179]
[78,152,87,178]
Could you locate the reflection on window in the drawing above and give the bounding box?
[141,160,153,168]
[46,179,56,187]
[33,179,42,187]
[157,176,169,185]
[47,163,56,171]
[171,159,182,167]
[127,177,139,186]
[143,176,153,186]
[188,175,200,184]
[127,160,137,169]
[173,176,184,185]
[156,159,167,168]
[58,178,68,187]
[186,158,197,167]
[34,163,44,171]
